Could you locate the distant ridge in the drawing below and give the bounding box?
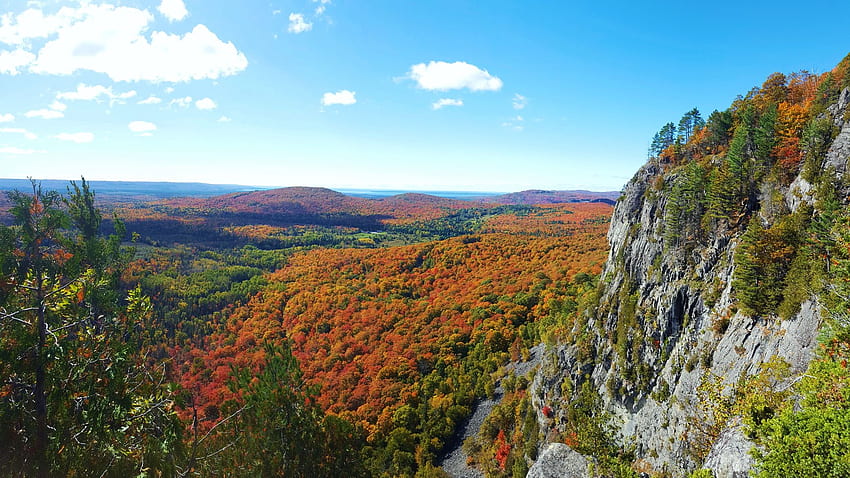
[481,189,620,205]
[0,178,260,199]
[0,179,620,205]
[167,186,361,214]
[156,186,473,223]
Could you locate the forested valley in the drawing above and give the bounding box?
[0,179,612,477]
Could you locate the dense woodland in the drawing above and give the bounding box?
[4,52,850,477]
[0,177,611,476]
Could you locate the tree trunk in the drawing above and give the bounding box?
[34,276,48,478]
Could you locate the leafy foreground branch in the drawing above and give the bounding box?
[0,180,183,477]
[0,180,365,477]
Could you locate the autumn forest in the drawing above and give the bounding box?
[6,51,850,478]
[0,179,612,477]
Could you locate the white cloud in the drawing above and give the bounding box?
[432,98,463,110]
[0,113,14,122]
[406,61,503,92]
[138,95,162,105]
[49,101,66,111]
[169,96,192,108]
[165,87,175,93]
[57,84,110,101]
[0,7,71,45]
[321,90,356,106]
[0,146,44,154]
[128,121,156,134]
[195,97,217,110]
[158,0,188,22]
[25,109,63,119]
[0,49,35,75]
[57,84,136,104]
[312,0,331,14]
[217,115,232,122]
[512,93,527,110]
[272,10,282,15]
[502,115,525,131]
[55,132,94,143]
[0,127,37,140]
[288,13,312,34]
[0,4,247,83]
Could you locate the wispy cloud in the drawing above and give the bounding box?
[0,127,37,140]
[169,96,193,108]
[55,132,94,143]
[25,109,63,119]
[0,146,44,154]
[512,93,527,110]
[432,98,463,110]
[57,84,136,104]
[502,115,525,131]
[313,0,331,15]
[138,95,162,105]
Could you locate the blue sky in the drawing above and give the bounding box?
[0,0,848,192]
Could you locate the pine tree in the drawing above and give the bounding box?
[704,164,737,228]
[705,109,734,152]
[664,162,707,247]
[727,117,754,202]
[0,180,183,477]
[754,103,778,169]
[733,219,766,315]
[677,107,705,143]
[649,122,677,157]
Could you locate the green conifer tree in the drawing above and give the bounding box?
[0,180,183,477]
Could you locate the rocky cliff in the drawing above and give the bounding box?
[528,79,850,477]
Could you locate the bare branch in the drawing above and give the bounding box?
[196,440,239,462]
[199,404,249,446]
[0,307,37,325]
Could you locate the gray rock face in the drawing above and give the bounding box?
[826,88,850,180]
[786,174,813,211]
[528,88,850,477]
[526,443,591,478]
[703,424,755,478]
